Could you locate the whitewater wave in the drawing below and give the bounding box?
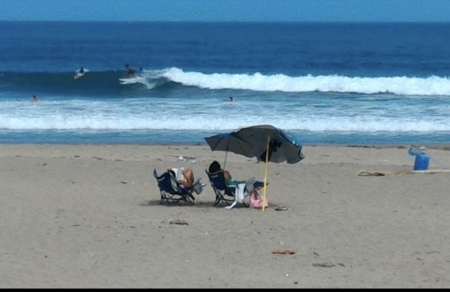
[2,68,450,96]
[87,67,449,96]
[119,76,156,88]
[148,67,450,96]
[119,70,171,89]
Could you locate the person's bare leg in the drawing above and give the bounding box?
[182,169,194,188]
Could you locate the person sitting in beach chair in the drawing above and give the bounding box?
[205,160,264,209]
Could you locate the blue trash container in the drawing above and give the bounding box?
[414,154,430,171]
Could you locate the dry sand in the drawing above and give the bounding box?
[0,143,449,288]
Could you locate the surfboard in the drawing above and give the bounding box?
[73,68,89,80]
[73,72,85,80]
[119,76,144,84]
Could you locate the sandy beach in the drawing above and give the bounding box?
[1,143,449,288]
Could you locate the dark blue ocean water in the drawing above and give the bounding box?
[0,21,450,145]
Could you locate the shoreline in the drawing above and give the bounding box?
[1,144,449,288]
[2,142,449,147]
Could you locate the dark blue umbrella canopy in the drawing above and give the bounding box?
[204,132,254,170]
[204,133,254,156]
[205,125,305,165]
[231,124,305,164]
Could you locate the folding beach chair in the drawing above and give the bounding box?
[153,169,196,205]
[205,169,265,208]
[205,169,236,206]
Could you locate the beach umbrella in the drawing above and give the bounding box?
[204,132,254,170]
[205,125,305,210]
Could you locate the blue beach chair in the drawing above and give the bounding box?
[205,169,265,208]
[153,169,196,205]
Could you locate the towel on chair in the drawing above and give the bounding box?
[225,183,245,209]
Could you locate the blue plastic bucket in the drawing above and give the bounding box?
[414,154,430,171]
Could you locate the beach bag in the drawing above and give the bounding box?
[250,192,268,209]
[192,179,203,194]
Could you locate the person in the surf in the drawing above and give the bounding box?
[125,64,135,77]
[74,67,86,80]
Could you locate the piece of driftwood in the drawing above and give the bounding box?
[272,249,296,255]
[168,219,189,225]
[357,169,450,176]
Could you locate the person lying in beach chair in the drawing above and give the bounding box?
[153,169,198,205]
[205,161,264,209]
[169,167,204,194]
[153,168,204,205]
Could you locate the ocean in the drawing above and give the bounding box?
[1,21,449,145]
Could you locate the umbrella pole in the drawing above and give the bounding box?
[223,150,228,170]
[223,140,229,170]
[262,137,270,211]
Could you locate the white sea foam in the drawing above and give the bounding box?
[153,67,450,96]
[1,94,449,133]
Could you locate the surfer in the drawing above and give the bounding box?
[125,64,135,77]
[74,67,86,80]
[31,95,39,103]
